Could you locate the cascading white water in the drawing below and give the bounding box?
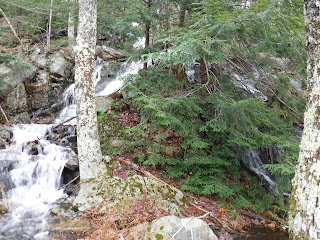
[0,40,145,239]
[0,124,75,239]
[247,149,279,195]
[95,59,143,97]
[54,84,76,125]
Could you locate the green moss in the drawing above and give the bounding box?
[159,226,164,230]
[147,225,151,232]
[155,233,164,240]
[72,205,79,212]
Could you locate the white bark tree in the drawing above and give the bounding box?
[68,0,76,49]
[74,0,104,181]
[0,7,22,45]
[47,0,53,53]
[289,1,320,239]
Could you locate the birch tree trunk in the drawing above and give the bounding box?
[47,0,53,53]
[289,1,320,239]
[68,0,76,50]
[0,7,21,45]
[74,0,103,181]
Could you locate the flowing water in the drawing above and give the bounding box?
[0,55,143,239]
[0,124,75,239]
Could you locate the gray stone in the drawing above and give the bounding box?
[73,174,187,212]
[26,71,50,110]
[131,216,218,240]
[50,207,60,215]
[0,60,37,95]
[95,95,112,112]
[0,125,12,140]
[96,46,124,61]
[65,156,79,171]
[4,83,29,118]
[110,139,124,149]
[10,112,30,124]
[30,48,47,68]
[49,55,72,78]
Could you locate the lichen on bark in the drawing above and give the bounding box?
[74,0,104,181]
[289,1,320,239]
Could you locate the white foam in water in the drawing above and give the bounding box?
[0,124,75,239]
[54,83,76,125]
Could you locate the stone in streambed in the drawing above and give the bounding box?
[130,215,218,240]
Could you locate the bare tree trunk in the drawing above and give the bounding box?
[68,0,76,50]
[178,6,186,27]
[74,0,103,181]
[144,0,151,70]
[144,23,150,70]
[47,0,53,53]
[0,7,21,45]
[289,0,320,239]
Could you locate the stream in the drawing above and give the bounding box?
[0,52,288,239]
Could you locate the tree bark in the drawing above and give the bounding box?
[144,0,151,70]
[68,0,76,50]
[289,1,320,239]
[178,6,186,27]
[47,0,53,53]
[74,0,103,181]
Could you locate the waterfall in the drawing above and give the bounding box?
[185,61,201,85]
[0,124,75,239]
[95,59,143,97]
[247,149,279,195]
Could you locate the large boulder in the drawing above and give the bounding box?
[131,216,218,240]
[48,55,73,79]
[73,174,187,212]
[0,59,37,96]
[96,46,124,62]
[30,48,47,68]
[25,71,50,111]
[0,58,37,123]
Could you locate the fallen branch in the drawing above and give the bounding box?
[0,105,8,124]
[62,175,79,188]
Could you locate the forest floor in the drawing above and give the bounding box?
[78,102,289,240]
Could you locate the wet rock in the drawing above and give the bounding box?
[96,46,124,61]
[50,208,60,215]
[0,125,12,140]
[4,83,29,120]
[11,112,30,124]
[22,140,43,155]
[65,156,79,171]
[25,71,50,111]
[48,55,72,79]
[131,216,218,240]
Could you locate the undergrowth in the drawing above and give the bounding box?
[98,67,299,216]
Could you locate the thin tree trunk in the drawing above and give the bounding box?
[144,0,151,70]
[144,23,150,69]
[68,0,76,50]
[289,0,320,239]
[47,0,53,53]
[74,0,103,181]
[0,7,21,45]
[178,6,186,27]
